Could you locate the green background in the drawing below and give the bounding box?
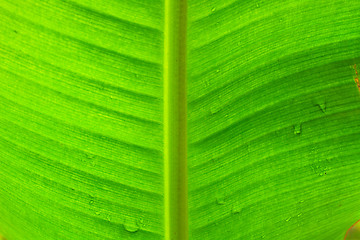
[1,0,360,239]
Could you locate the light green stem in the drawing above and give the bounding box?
[163,0,188,239]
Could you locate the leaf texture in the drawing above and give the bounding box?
[1,0,360,240]
[0,0,164,239]
[187,0,360,239]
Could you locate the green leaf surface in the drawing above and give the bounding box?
[1,0,360,239]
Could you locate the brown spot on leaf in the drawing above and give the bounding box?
[353,64,360,91]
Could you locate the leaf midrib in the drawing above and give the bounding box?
[163,0,188,239]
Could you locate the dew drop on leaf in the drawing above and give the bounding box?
[317,102,326,113]
[210,105,221,114]
[216,198,225,205]
[204,79,210,87]
[231,204,241,214]
[86,152,95,159]
[312,97,326,113]
[124,225,139,233]
[211,7,216,12]
[210,96,222,114]
[286,217,292,222]
[216,194,225,205]
[88,195,95,205]
[293,124,301,135]
[124,218,140,233]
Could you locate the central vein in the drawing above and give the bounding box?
[163,0,188,239]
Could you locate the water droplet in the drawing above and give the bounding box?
[312,159,330,176]
[211,7,216,12]
[87,154,98,167]
[210,95,223,114]
[313,98,327,113]
[124,218,140,233]
[89,195,95,205]
[256,3,260,8]
[106,214,112,222]
[124,224,139,233]
[231,204,241,214]
[317,102,326,113]
[216,195,225,205]
[204,79,210,87]
[216,69,220,73]
[210,105,221,114]
[286,217,292,222]
[138,218,144,227]
[95,211,101,215]
[297,213,302,217]
[293,124,302,135]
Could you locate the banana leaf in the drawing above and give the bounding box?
[0,0,360,239]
